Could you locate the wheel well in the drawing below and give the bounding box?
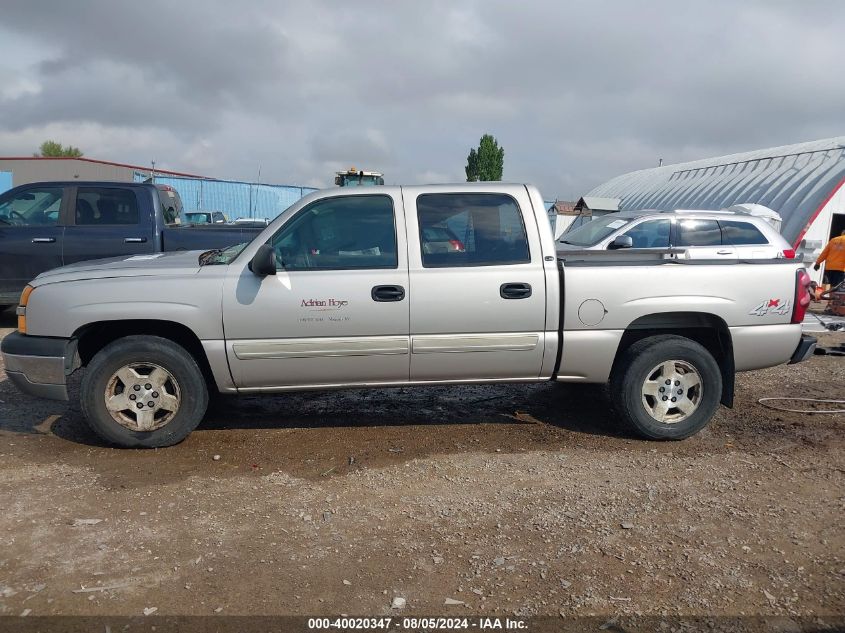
[613,312,735,407]
[74,320,217,389]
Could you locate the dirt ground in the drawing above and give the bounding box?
[0,309,843,624]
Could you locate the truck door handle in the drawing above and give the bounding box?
[31,237,56,243]
[716,249,733,255]
[124,237,148,243]
[500,282,532,299]
[371,285,405,302]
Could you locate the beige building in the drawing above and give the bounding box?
[0,156,202,189]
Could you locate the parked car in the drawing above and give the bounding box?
[2,184,814,448]
[558,209,795,260]
[420,224,465,254]
[182,210,227,224]
[0,182,265,306]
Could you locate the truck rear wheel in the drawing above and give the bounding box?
[609,335,722,440]
[80,335,209,448]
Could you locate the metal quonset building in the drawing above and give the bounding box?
[585,137,845,282]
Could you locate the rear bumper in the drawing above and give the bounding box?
[1,332,75,401]
[789,335,817,365]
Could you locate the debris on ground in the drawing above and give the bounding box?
[72,583,132,593]
[763,589,777,606]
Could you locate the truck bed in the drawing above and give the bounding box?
[557,255,802,383]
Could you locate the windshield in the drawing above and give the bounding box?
[561,215,633,246]
[157,187,183,224]
[340,175,384,186]
[184,212,211,224]
[199,241,248,266]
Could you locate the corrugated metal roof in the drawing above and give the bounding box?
[586,137,845,246]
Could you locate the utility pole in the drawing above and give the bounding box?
[255,165,261,219]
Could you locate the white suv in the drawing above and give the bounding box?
[557,209,794,260]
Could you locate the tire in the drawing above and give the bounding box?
[80,335,209,448]
[609,335,722,440]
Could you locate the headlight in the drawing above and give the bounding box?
[17,285,34,334]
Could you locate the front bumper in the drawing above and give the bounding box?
[1,332,76,401]
[788,334,817,365]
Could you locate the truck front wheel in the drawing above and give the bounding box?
[609,335,722,440]
[80,335,209,448]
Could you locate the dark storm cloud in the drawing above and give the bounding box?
[311,129,392,166]
[4,0,290,96]
[0,0,843,196]
[0,0,292,132]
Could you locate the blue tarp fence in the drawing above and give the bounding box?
[0,171,12,195]
[136,174,317,221]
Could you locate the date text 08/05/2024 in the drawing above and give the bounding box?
[307,616,528,629]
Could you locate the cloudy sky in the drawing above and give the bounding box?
[0,1,842,199]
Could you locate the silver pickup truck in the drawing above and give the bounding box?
[2,184,815,448]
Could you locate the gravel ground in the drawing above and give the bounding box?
[0,311,843,623]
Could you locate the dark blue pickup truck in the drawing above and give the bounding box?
[0,181,265,306]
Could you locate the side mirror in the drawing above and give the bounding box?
[608,235,633,250]
[249,243,277,277]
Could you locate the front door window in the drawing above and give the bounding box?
[271,195,397,270]
[621,219,670,248]
[0,187,62,227]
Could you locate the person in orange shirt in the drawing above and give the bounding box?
[815,229,845,287]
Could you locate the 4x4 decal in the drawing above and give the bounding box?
[749,298,791,317]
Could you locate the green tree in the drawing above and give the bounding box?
[465,134,504,181]
[36,140,83,158]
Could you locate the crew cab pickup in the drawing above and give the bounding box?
[1,184,816,448]
[0,181,264,305]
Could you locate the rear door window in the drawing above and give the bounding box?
[675,219,722,246]
[417,193,530,267]
[75,188,140,225]
[719,220,769,245]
